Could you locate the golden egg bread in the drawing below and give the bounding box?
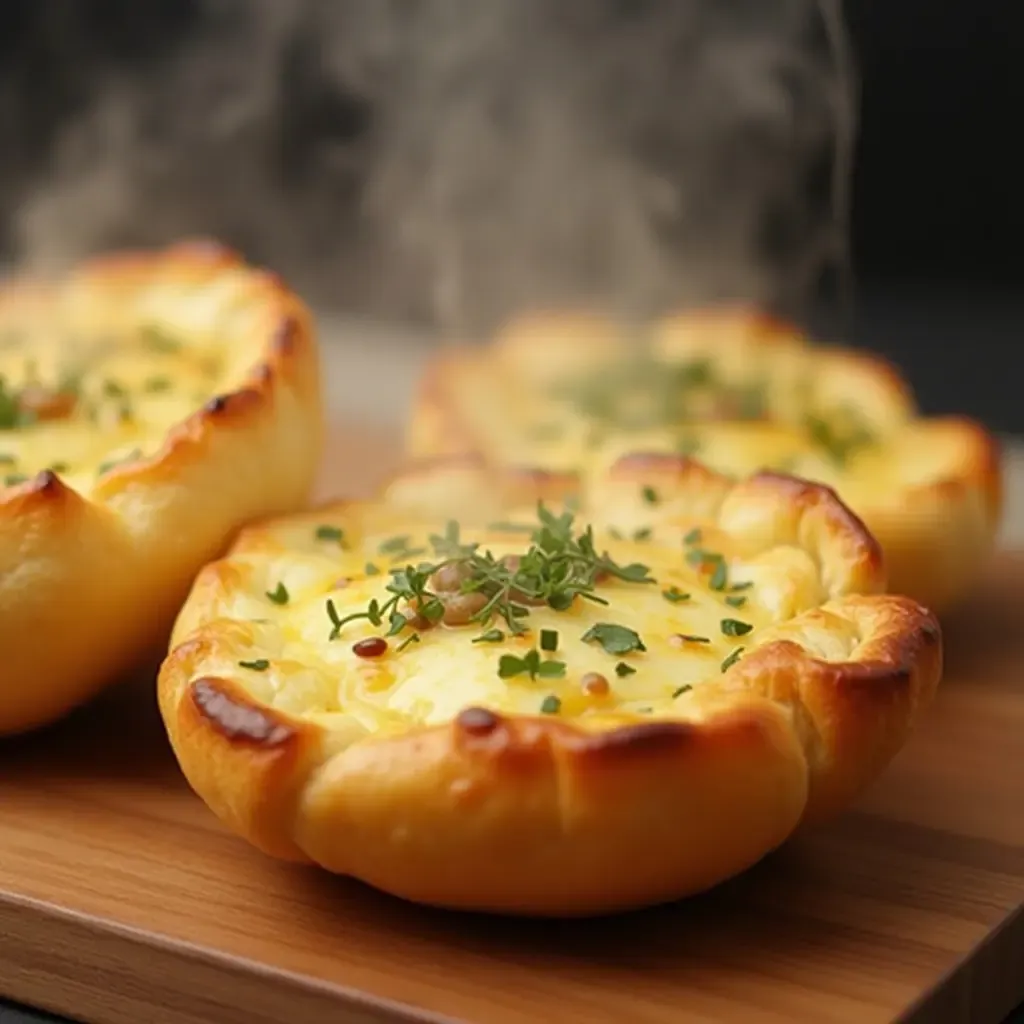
[409,308,1002,610]
[159,453,941,917]
[0,240,323,735]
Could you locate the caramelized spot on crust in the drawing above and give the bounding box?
[273,315,300,355]
[191,678,293,747]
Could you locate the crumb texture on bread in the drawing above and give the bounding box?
[407,307,1002,609]
[160,456,941,916]
[0,240,323,735]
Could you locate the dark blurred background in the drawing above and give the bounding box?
[0,0,1019,429]
[841,0,1022,433]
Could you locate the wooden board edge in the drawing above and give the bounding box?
[900,903,1024,1024]
[0,892,455,1024]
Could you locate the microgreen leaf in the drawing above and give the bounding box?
[472,629,505,644]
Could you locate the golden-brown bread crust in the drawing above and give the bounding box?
[406,307,1002,610]
[158,454,941,917]
[0,240,323,735]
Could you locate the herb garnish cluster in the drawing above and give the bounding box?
[307,504,758,712]
[325,507,654,647]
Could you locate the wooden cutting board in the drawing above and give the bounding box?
[1,424,1023,1024]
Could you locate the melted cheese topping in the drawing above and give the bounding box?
[188,508,850,743]
[0,286,256,494]
[441,349,881,479]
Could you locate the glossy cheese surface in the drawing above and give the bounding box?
[179,504,862,746]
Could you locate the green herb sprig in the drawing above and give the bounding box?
[325,508,656,643]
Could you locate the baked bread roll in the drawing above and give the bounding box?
[159,454,941,917]
[0,241,323,735]
[409,308,1001,610]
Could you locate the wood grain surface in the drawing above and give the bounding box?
[1,424,1023,1024]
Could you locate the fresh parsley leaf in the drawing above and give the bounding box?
[581,623,646,655]
[498,654,527,679]
[537,659,566,679]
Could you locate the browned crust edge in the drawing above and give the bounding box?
[0,239,324,736]
[158,452,943,915]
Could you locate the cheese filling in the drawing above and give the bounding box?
[193,504,839,738]
[0,322,231,492]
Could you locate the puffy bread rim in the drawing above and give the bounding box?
[409,305,918,450]
[0,238,318,515]
[159,454,942,892]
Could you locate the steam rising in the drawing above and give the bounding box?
[0,0,853,335]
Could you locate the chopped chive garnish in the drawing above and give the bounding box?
[709,561,728,591]
[683,527,702,545]
[641,485,658,505]
[266,582,289,605]
[540,629,559,652]
[540,695,562,714]
[662,587,690,603]
[316,524,345,545]
[238,659,270,671]
[721,647,744,671]
[672,684,693,698]
[615,661,637,677]
[720,618,752,637]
